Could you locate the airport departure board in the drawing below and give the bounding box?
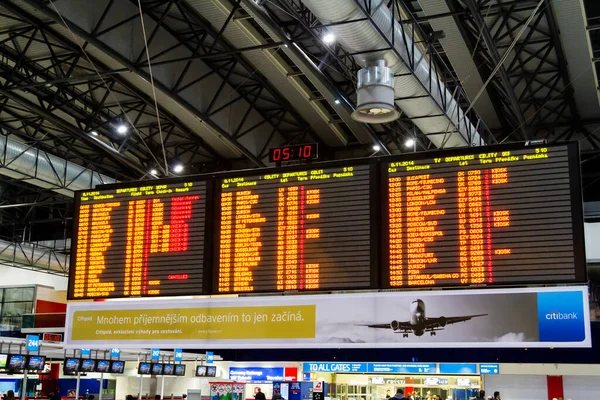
[384,144,583,287]
[216,165,372,293]
[67,142,585,300]
[70,181,207,299]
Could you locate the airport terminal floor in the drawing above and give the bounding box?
[1,0,600,400]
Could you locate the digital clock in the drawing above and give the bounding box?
[269,143,318,163]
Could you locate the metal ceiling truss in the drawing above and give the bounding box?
[261,0,497,150]
[0,0,231,181]
[444,0,600,149]
[0,176,71,274]
[17,0,327,167]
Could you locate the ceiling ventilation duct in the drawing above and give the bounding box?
[352,60,400,124]
[299,0,485,148]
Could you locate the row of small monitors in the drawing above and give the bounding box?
[64,358,125,375]
[137,362,187,376]
[136,363,214,377]
[0,354,46,372]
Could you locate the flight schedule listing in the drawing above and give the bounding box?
[71,181,206,299]
[217,165,371,293]
[385,145,578,287]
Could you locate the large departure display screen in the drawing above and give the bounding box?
[384,144,584,287]
[70,181,207,299]
[216,164,372,293]
[67,142,585,299]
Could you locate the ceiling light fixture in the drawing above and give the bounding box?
[334,99,341,105]
[405,138,416,148]
[150,169,158,177]
[116,124,129,134]
[351,60,400,124]
[91,131,98,136]
[372,144,381,152]
[323,33,336,44]
[173,164,184,174]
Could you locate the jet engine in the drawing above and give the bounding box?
[438,317,447,327]
[391,320,401,330]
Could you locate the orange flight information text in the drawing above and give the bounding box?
[217,165,371,293]
[386,146,578,288]
[70,181,206,299]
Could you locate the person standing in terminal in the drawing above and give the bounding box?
[254,388,266,400]
[493,392,501,400]
[476,391,485,400]
[391,389,405,400]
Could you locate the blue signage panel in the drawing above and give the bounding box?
[303,363,368,373]
[438,364,477,374]
[151,349,160,361]
[26,335,39,352]
[479,364,500,374]
[369,363,436,374]
[175,349,183,362]
[229,367,284,381]
[206,351,214,364]
[537,291,586,342]
[110,348,120,358]
[80,349,91,357]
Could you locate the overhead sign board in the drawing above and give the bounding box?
[369,363,436,374]
[304,363,368,373]
[229,367,284,382]
[480,364,500,374]
[26,335,39,352]
[64,286,590,349]
[438,364,477,374]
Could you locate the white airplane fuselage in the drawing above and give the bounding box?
[409,299,426,336]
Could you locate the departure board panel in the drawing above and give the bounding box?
[70,181,207,299]
[217,165,372,293]
[384,144,583,288]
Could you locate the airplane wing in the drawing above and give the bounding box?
[424,314,487,329]
[358,321,412,330]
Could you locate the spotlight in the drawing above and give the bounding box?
[116,124,129,134]
[91,131,98,136]
[334,99,341,105]
[405,138,416,148]
[372,144,381,152]
[173,164,184,174]
[323,33,336,44]
[150,169,158,177]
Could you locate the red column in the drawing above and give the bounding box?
[547,376,564,400]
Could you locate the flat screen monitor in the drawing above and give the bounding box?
[80,359,96,373]
[151,363,164,376]
[138,362,151,375]
[110,361,125,374]
[206,366,216,377]
[0,354,7,369]
[27,356,46,371]
[63,358,81,375]
[96,360,110,373]
[174,364,186,377]
[162,364,174,376]
[8,355,26,370]
[195,366,206,377]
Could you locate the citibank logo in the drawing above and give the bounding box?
[545,310,578,320]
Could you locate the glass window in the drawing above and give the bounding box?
[1,301,33,317]
[3,287,34,302]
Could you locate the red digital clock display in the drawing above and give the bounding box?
[269,143,318,163]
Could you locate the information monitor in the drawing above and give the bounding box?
[216,164,373,293]
[383,143,585,287]
[69,180,207,299]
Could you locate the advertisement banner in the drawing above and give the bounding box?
[64,286,591,349]
[229,367,284,381]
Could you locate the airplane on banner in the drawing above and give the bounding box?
[361,299,487,337]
